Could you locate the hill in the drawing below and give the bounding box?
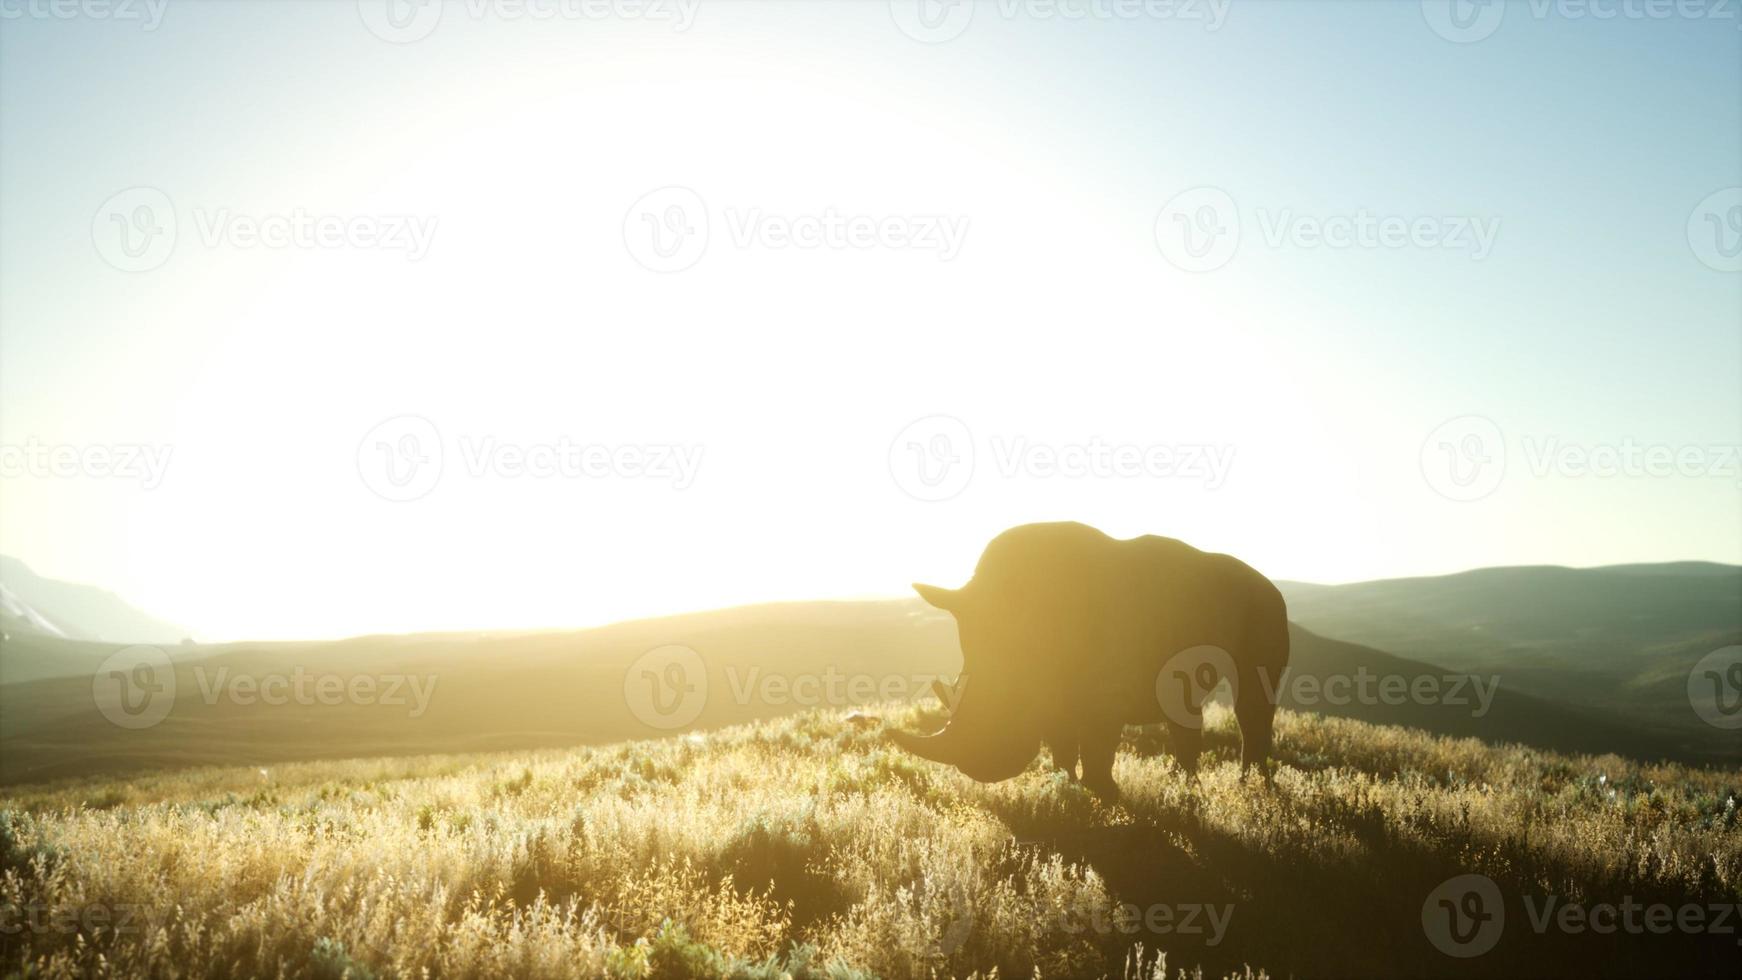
[0,556,189,659]
[2,598,1722,786]
[1,704,1736,979]
[1276,563,1742,747]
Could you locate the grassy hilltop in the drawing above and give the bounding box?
[2,703,1738,980]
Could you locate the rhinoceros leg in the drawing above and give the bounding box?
[1078,720,1122,798]
[1236,662,1282,785]
[1165,717,1202,777]
[1044,724,1079,780]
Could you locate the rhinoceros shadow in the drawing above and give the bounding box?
[971,742,1738,980]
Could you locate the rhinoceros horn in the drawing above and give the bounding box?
[887,717,1038,782]
[890,672,1036,782]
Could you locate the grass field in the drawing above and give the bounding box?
[1,703,1738,979]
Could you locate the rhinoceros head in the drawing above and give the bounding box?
[886,578,1045,782]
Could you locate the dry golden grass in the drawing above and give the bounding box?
[1,704,1737,979]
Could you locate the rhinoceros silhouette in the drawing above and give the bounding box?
[890,522,1290,795]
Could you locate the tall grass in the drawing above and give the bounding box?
[1,704,1736,978]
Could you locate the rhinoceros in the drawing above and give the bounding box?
[889,522,1290,795]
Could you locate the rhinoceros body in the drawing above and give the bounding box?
[891,521,1290,794]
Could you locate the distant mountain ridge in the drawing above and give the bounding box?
[2,588,1730,785]
[0,556,189,651]
[1,560,1734,783]
[1276,561,1741,746]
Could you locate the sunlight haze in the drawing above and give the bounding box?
[1,1,1738,640]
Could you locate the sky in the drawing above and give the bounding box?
[1,0,1738,641]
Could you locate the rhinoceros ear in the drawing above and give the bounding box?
[913,583,964,612]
